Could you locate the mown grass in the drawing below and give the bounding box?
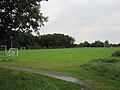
[0,47,120,90]
[0,68,81,90]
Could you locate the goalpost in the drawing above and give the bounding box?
[0,45,18,56]
[0,35,19,56]
[0,45,7,55]
[7,48,18,56]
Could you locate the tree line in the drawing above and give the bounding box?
[78,40,120,47]
[0,31,120,49]
[0,31,75,49]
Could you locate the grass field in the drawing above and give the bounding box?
[0,47,120,90]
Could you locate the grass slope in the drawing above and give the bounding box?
[0,47,120,90]
[0,68,80,90]
[83,59,120,80]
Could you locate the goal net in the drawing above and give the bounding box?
[7,48,18,56]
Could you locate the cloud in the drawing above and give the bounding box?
[41,0,120,44]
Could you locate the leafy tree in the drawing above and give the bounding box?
[0,0,48,46]
[17,31,35,48]
[37,33,75,48]
[91,40,104,47]
[80,41,90,47]
[104,40,109,47]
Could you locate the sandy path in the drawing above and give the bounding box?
[1,66,95,90]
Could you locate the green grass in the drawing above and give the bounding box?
[0,68,81,90]
[83,59,120,80]
[111,50,120,57]
[0,47,120,90]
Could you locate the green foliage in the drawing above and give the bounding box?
[79,40,105,47]
[0,68,80,90]
[112,50,120,57]
[83,59,120,80]
[91,40,104,47]
[1,32,75,49]
[104,40,110,47]
[38,33,75,48]
[79,41,90,47]
[0,0,48,46]
[90,59,119,63]
[0,0,48,32]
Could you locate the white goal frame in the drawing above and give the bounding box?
[7,48,18,56]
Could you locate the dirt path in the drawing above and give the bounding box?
[1,66,95,90]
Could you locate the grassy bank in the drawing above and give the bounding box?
[0,68,81,90]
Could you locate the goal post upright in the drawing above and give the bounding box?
[0,45,7,55]
[5,45,7,54]
[16,48,18,56]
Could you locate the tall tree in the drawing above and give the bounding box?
[91,40,104,47]
[104,40,109,47]
[0,0,48,45]
[83,41,90,47]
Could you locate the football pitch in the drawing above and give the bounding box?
[0,47,120,90]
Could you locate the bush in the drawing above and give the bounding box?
[90,59,119,63]
[83,59,120,80]
[112,50,120,57]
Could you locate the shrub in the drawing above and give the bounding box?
[83,59,120,80]
[90,59,119,63]
[112,50,120,57]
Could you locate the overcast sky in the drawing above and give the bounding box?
[40,0,120,44]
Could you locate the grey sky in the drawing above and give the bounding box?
[40,0,120,44]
